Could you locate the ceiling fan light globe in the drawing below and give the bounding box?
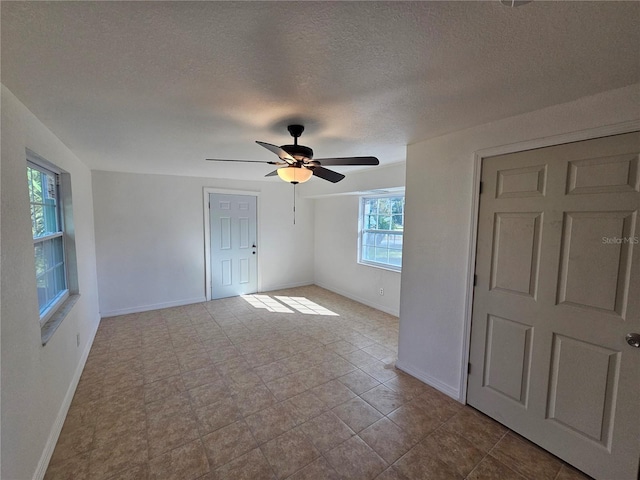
[277,166,312,184]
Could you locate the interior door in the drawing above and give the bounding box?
[209,193,257,300]
[468,132,640,480]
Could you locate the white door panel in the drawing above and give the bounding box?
[209,193,257,299]
[468,132,640,480]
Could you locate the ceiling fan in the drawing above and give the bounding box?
[206,124,379,184]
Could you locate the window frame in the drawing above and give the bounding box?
[357,193,405,272]
[27,157,69,326]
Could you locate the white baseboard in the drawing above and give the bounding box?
[33,315,100,480]
[314,281,400,317]
[101,296,207,318]
[395,359,462,402]
[260,281,315,292]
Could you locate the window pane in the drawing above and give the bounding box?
[389,234,403,248]
[389,249,402,266]
[53,236,65,265]
[365,215,377,229]
[378,216,391,230]
[43,202,59,234]
[374,247,389,263]
[360,195,404,270]
[391,197,404,214]
[362,245,374,262]
[34,243,45,277]
[375,233,388,248]
[378,198,391,215]
[363,232,375,247]
[32,204,46,237]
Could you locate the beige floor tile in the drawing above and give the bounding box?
[310,379,356,408]
[182,365,224,390]
[337,369,380,395]
[332,396,383,432]
[283,390,329,425]
[254,360,291,383]
[419,427,484,478]
[342,349,379,368]
[415,387,462,422]
[300,411,355,452]
[49,422,94,464]
[360,384,406,415]
[202,420,257,469]
[44,452,91,480]
[266,373,310,401]
[466,456,526,480]
[188,380,232,408]
[555,465,594,480]
[103,463,150,480]
[45,287,588,480]
[393,442,459,480]
[260,428,320,479]
[88,431,148,480]
[360,361,400,383]
[147,403,199,459]
[148,439,209,480]
[245,404,297,444]
[212,448,276,480]
[387,401,442,441]
[288,457,340,480]
[327,340,360,356]
[490,432,563,480]
[233,383,278,416]
[374,466,409,480]
[359,417,418,464]
[194,396,242,436]
[440,407,507,453]
[143,375,186,404]
[324,435,387,480]
[177,350,213,373]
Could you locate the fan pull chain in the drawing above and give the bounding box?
[293,183,296,225]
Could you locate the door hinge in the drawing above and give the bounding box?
[473,274,478,286]
[479,181,484,194]
[468,362,472,374]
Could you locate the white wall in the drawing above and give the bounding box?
[92,171,314,316]
[398,83,640,401]
[311,163,406,316]
[1,86,101,479]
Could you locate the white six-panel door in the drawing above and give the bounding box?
[209,193,257,300]
[468,132,640,480]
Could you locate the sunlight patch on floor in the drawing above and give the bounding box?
[274,296,339,316]
[241,294,293,313]
[241,294,340,316]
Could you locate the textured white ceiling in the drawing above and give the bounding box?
[2,1,639,181]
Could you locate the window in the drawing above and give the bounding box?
[27,160,68,322]
[359,195,405,271]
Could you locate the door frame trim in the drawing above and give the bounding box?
[460,119,640,402]
[203,187,261,301]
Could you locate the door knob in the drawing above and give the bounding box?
[625,333,640,348]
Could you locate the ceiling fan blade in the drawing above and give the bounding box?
[311,166,345,183]
[206,158,281,165]
[312,156,379,166]
[256,141,295,163]
[265,169,279,177]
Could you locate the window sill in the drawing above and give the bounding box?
[41,294,80,346]
[357,260,402,273]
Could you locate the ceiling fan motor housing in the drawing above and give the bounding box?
[281,144,313,161]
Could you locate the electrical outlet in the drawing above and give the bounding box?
[76,333,80,347]
[379,288,384,296]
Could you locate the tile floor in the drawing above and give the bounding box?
[45,286,591,480]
